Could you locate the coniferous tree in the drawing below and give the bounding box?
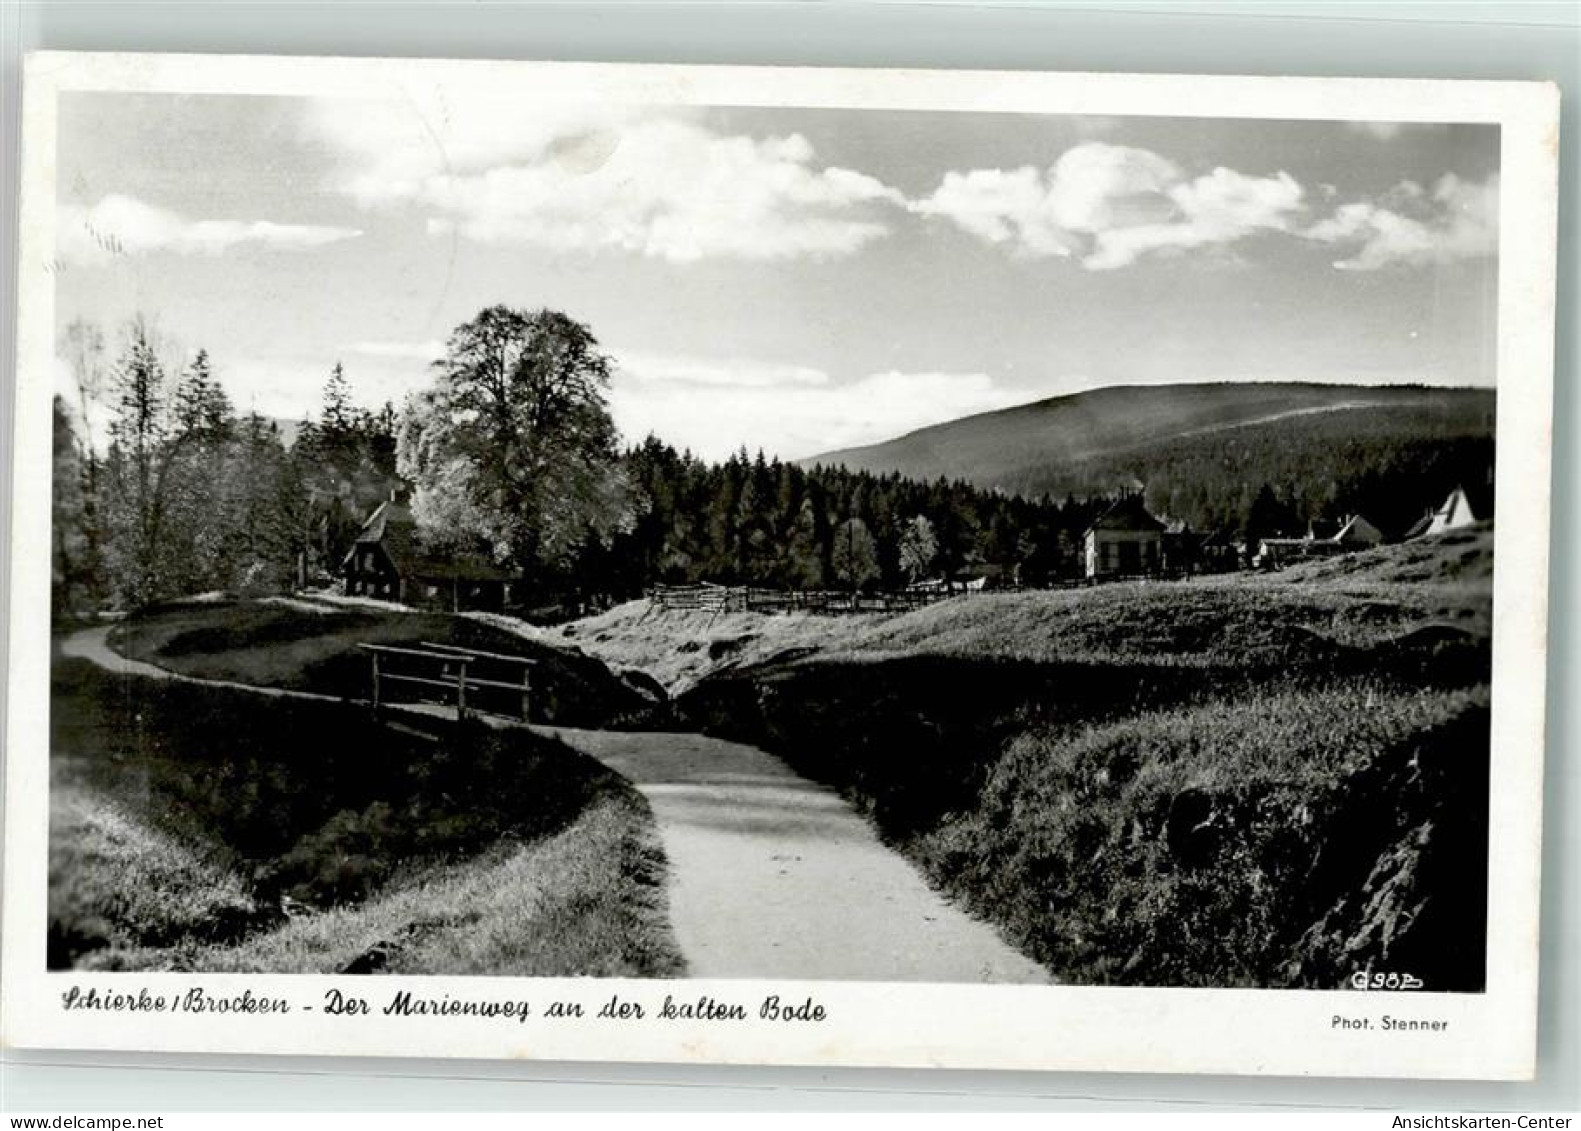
[101,320,172,605]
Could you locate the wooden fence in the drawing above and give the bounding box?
[647,571,1195,616]
[648,582,991,616]
[359,641,536,722]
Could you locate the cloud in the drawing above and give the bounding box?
[614,350,829,389]
[607,352,1026,461]
[1305,173,1498,270]
[914,140,1494,273]
[908,166,1072,255]
[307,98,904,262]
[1087,165,1305,270]
[57,194,362,265]
[912,142,1304,269]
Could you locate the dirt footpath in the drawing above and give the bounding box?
[541,726,1052,984]
[60,625,343,702]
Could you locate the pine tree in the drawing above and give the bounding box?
[165,349,238,591]
[173,349,233,440]
[102,320,171,605]
[321,362,357,437]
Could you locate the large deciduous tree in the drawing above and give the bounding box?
[398,306,633,582]
[830,516,880,593]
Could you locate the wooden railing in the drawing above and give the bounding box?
[358,641,536,722]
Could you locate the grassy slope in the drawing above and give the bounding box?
[79,790,682,978]
[50,773,269,963]
[108,597,655,727]
[557,524,1492,693]
[921,683,1489,989]
[658,528,1493,989]
[49,657,682,976]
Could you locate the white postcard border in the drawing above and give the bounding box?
[1,52,1560,1080]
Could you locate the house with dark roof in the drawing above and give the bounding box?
[1084,495,1167,580]
[1332,513,1385,548]
[342,493,514,611]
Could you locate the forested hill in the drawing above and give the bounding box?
[809,382,1496,534]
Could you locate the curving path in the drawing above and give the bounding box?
[60,626,1050,984]
[540,726,1051,983]
[60,625,342,700]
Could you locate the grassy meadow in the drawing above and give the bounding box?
[50,524,1493,987]
[48,656,682,976]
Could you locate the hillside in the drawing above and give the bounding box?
[659,527,1493,989]
[49,652,681,975]
[553,524,1493,695]
[809,381,1495,533]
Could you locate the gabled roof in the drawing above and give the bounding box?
[1086,494,1167,534]
[1404,512,1434,540]
[352,499,409,545]
[1434,486,1477,524]
[343,499,512,582]
[1333,514,1383,544]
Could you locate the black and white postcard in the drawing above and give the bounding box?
[0,52,1560,1078]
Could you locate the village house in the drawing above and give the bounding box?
[1196,528,1243,574]
[1331,513,1386,548]
[1406,486,1479,539]
[342,492,514,612]
[1254,512,1384,569]
[1084,495,1166,580]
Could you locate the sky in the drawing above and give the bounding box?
[52,91,1499,462]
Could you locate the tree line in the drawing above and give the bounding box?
[52,319,399,613]
[52,306,1493,616]
[596,437,1099,597]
